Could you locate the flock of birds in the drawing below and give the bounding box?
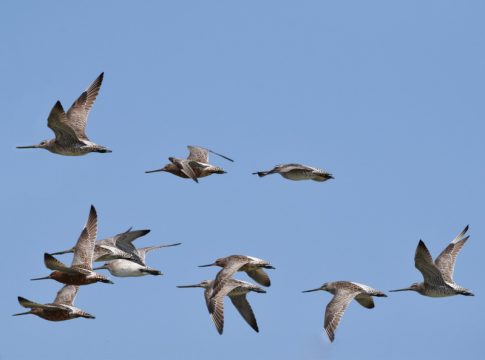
[14,73,475,342]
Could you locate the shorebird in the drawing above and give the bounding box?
[94,243,181,277]
[303,281,387,342]
[390,225,474,297]
[31,206,113,285]
[16,72,112,155]
[13,285,95,321]
[199,255,275,300]
[50,227,151,265]
[177,278,265,334]
[252,163,333,182]
[145,145,233,183]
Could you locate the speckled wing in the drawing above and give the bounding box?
[47,101,80,143]
[71,206,98,270]
[208,282,240,335]
[435,226,470,283]
[414,240,447,286]
[211,259,249,301]
[246,269,271,287]
[66,72,104,140]
[53,285,79,306]
[229,294,259,332]
[187,146,209,163]
[354,294,375,309]
[324,289,359,342]
[187,146,234,163]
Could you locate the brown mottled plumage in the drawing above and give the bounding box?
[177,278,265,334]
[390,226,474,297]
[16,73,111,155]
[13,285,95,321]
[145,145,233,183]
[31,206,113,286]
[303,281,387,342]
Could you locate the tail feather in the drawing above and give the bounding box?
[140,268,163,276]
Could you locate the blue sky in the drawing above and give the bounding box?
[1,1,484,359]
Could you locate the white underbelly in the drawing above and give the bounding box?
[110,260,146,277]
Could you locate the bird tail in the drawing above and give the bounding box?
[140,268,163,276]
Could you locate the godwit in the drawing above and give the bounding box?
[16,73,111,155]
[94,243,181,277]
[13,285,95,321]
[50,227,151,265]
[303,281,387,342]
[199,255,274,300]
[390,225,474,297]
[31,206,113,285]
[252,163,333,182]
[177,278,265,334]
[145,145,233,183]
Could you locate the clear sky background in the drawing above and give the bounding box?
[1,1,484,359]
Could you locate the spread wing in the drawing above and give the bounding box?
[354,294,375,309]
[187,146,234,163]
[414,240,447,286]
[44,253,77,274]
[71,206,98,270]
[135,246,162,264]
[47,101,81,143]
[17,297,56,310]
[65,72,104,140]
[229,294,259,332]
[208,282,240,335]
[210,259,248,301]
[324,289,359,342]
[435,225,470,283]
[115,229,150,254]
[246,269,271,287]
[53,285,79,306]
[187,146,209,163]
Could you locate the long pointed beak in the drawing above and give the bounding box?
[16,145,38,149]
[12,311,32,316]
[31,276,50,281]
[302,288,321,293]
[83,313,96,319]
[177,284,202,288]
[198,263,216,267]
[160,243,182,248]
[265,265,276,269]
[49,249,73,256]
[389,287,413,292]
[145,168,165,174]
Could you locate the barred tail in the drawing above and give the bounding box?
[80,311,95,319]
